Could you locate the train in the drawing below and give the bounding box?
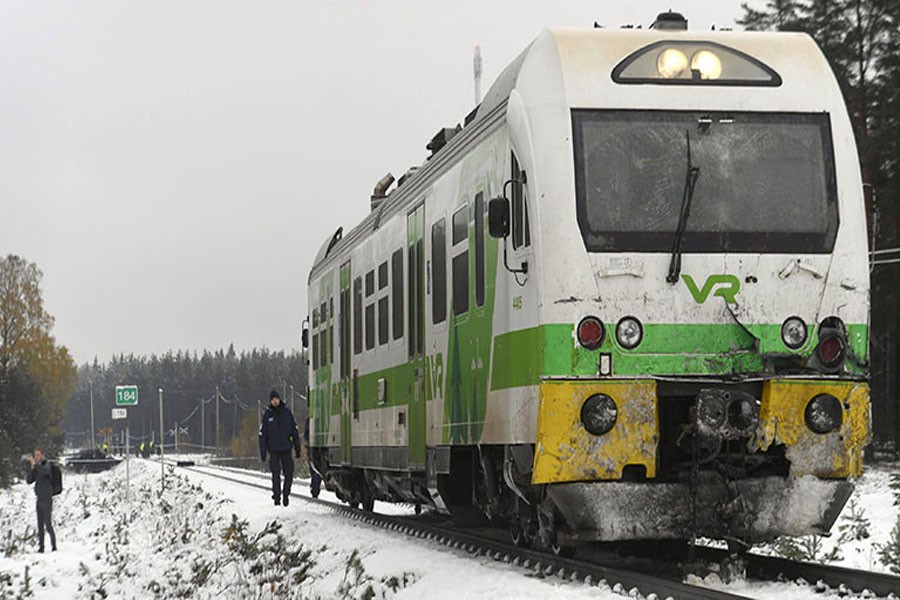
[304,11,870,553]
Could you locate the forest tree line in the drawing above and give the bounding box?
[63,347,308,458]
[0,255,78,485]
[739,0,900,445]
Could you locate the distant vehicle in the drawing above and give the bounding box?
[64,448,121,473]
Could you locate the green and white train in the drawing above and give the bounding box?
[305,12,870,551]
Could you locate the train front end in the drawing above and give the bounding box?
[519,25,870,544]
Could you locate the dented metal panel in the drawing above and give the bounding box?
[533,380,657,484]
[758,380,870,477]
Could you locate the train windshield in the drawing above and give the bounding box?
[572,110,838,253]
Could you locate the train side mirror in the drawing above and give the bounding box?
[488,196,510,238]
[301,323,309,349]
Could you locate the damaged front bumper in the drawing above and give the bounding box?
[549,474,853,543]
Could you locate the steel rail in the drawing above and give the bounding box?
[172,460,752,600]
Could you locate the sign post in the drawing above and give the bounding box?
[115,385,138,501]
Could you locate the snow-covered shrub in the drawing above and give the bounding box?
[772,534,841,562]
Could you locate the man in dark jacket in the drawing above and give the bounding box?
[25,448,57,552]
[259,390,301,506]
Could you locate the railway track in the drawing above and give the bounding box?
[171,460,900,599]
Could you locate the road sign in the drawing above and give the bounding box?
[116,385,139,406]
[112,408,127,420]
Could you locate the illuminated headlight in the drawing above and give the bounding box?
[690,50,723,80]
[781,316,808,350]
[615,317,643,350]
[657,48,688,79]
[581,394,618,436]
[804,394,843,434]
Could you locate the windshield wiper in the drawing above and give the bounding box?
[666,130,701,284]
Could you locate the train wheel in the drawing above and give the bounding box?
[550,540,576,558]
[362,487,375,513]
[509,519,532,549]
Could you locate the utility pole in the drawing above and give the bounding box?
[89,380,95,449]
[474,44,482,106]
[159,388,165,492]
[215,385,220,455]
[201,397,205,450]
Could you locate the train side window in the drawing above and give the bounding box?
[353,277,362,355]
[432,218,447,324]
[312,308,318,328]
[378,262,388,290]
[452,205,469,316]
[312,332,319,370]
[378,295,389,345]
[475,192,485,307]
[320,327,328,368]
[365,301,375,350]
[391,249,403,340]
[365,270,375,297]
[329,297,334,364]
[512,152,531,250]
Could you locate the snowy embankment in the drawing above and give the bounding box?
[1,459,898,599]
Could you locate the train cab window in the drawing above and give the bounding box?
[452,205,469,316]
[391,249,404,340]
[432,218,447,324]
[353,277,363,355]
[511,152,531,250]
[475,192,485,307]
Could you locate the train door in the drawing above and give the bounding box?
[407,204,426,468]
[339,261,352,464]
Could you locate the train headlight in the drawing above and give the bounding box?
[781,316,808,350]
[690,50,723,80]
[804,394,843,434]
[815,316,847,370]
[726,395,759,434]
[615,317,644,350]
[581,394,618,436]
[577,316,605,350]
[657,48,688,79]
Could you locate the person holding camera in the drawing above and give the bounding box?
[258,390,302,506]
[25,448,57,553]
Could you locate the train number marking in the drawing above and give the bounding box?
[682,274,740,305]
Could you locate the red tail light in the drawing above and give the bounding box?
[577,316,605,350]
[817,335,845,366]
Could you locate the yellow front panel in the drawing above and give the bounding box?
[533,380,658,484]
[757,380,870,477]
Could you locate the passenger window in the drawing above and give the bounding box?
[432,218,447,324]
[378,296,389,345]
[378,262,388,290]
[391,249,403,340]
[365,302,375,350]
[365,270,375,297]
[452,205,469,316]
[312,333,319,370]
[475,193,485,307]
[512,152,530,250]
[353,277,362,355]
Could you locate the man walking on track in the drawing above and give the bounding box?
[259,389,302,506]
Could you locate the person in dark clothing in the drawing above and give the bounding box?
[259,390,302,506]
[25,448,57,553]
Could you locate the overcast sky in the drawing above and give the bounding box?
[0,1,747,365]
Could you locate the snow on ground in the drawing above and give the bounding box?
[1,457,898,599]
